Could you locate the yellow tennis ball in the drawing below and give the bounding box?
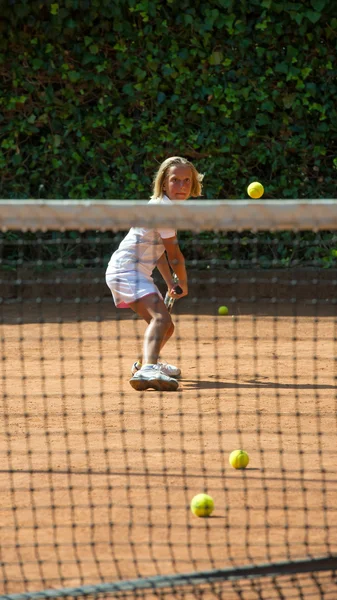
[247,181,264,199]
[229,449,249,469]
[218,305,228,316]
[190,493,214,518]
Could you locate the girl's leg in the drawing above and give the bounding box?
[129,293,174,365]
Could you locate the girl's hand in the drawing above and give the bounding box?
[165,278,176,293]
[168,282,188,299]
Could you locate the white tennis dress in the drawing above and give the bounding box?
[106,196,176,308]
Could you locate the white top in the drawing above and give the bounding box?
[106,195,176,277]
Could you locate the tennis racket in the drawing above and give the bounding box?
[164,274,182,313]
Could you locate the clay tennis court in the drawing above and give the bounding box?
[1,289,337,599]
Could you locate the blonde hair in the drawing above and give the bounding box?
[151,156,204,199]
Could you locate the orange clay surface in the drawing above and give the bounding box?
[1,302,337,599]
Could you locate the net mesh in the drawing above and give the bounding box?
[0,200,337,600]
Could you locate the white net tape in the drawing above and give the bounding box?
[1,200,337,231]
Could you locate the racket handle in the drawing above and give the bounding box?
[164,284,182,314]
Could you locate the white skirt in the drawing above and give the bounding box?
[106,270,163,308]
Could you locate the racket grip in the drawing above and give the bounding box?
[174,285,183,294]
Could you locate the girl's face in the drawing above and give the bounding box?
[163,165,193,200]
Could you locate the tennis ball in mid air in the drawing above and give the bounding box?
[218,305,228,316]
[190,493,214,518]
[247,181,264,199]
[229,449,249,469]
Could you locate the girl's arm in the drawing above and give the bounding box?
[162,236,188,297]
[156,252,175,289]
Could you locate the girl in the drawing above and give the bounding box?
[106,156,204,391]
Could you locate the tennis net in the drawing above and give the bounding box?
[0,200,337,600]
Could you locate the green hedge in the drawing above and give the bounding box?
[2,229,337,271]
[1,0,337,200]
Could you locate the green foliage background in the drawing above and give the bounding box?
[1,0,337,200]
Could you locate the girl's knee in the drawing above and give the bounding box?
[154,312,172,330]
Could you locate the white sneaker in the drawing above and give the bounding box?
[131,361,181,378]
[129,365,179,392]
[158,361,181,378]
